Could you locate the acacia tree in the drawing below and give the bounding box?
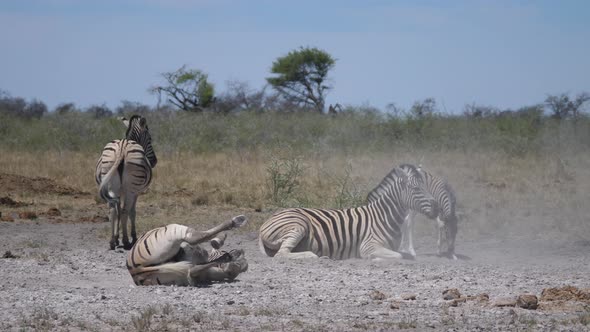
[545,92,590,120]
[266,47,336,113]
[150,65,215,112]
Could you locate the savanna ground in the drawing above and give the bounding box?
[1,112,590,331]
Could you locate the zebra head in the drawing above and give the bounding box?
[121,115,158,168]
[385,168,434,218]
[398,163,425,187]
[383,168,438,219]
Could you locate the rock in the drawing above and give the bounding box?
[540,286,590,302]
[389,301,400,310]
[2,251,18,259]
[227,300,235,305]
[493,297,516,307]
[1,213,15,222]
[449,298,467,307]
[401,293,417,301]
[46,207,61,216]
[369,290,387,301]
[443,288,461,300]
[476,293,490,303]
[516,294,538,310]
[18,211,37,220]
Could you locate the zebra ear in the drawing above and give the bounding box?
[120,117,130,128]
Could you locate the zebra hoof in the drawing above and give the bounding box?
[122,243,133,250]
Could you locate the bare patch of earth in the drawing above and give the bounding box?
[1,218,589,331]
[0,173,89,196]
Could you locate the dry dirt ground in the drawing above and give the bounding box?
[1,173,590,332]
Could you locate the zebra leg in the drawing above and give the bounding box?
[407,211,417,257]
[108,201,120,250]
[274,228,319,259]
[363,245,414,261]
[128,196,139,247]
[120,195,135,250]
[185,215,247,245]
[437,217,444,255]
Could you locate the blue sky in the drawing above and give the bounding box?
[0,0,588,113]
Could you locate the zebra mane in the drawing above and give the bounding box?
[123,114,158,168]
[125,115,146,141]
[366,166,409,203]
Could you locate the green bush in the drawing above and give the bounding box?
[1,108,589,157]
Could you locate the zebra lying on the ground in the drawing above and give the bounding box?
[95,115,157,250]
[259,169,438,261]
[367,163,458,259]
[127,215,249,286]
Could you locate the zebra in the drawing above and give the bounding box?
[126,215,249,286]
[95,115,158,250]
[258,169,438,261]
[367,163,458,259]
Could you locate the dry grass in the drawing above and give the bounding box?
[1,148,589,240]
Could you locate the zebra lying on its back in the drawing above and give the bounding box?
[127,215,249,286]
[368,163,458,259]
[95,115,157,250]
[259,169,438,261]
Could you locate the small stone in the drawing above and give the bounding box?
[2,251,18,259]
[100,295,107,300]
[401,293,417,301]
[443,288,461,300]
[369,290,387,301]
[389,301,400,310]
[18,211,37,220]
[477,293,490,302]
[226,300,235,305]
[46,207,61,216]
[516,294,538,310]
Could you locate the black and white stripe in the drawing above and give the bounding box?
[368,163,458,258]
[95,115,157,250]
[259,170,438,260]
[126,216,249,286]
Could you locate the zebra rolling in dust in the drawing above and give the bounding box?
[95,115,157,250]
[259,169,438,261]
[127,215,249,286]
[368,163,458,259]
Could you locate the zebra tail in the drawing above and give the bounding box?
[258,236,280,257]
[98,146,125,203]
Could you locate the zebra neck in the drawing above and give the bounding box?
[372,194,408,225]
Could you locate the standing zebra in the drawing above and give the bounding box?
[95,115,157,250]
[259,170,438,260]
[367,163,458,259]
[127,215,249,286]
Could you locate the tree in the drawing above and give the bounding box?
[213,80,267,113]
[410,98,437,118]
[87,104,113,119]
[266,47,336,113]
[150,65,215,112]
[545,92,590,120]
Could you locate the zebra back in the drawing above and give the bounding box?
[127,224,191,270]
[124,115,157,168]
